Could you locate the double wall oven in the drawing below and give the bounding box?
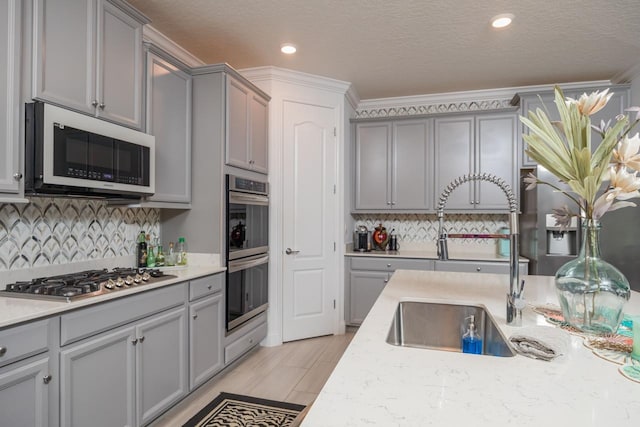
[225,175,269,333]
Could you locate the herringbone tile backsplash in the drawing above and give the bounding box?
[0,198,159,271]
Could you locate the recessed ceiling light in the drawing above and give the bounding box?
[491,13,514,29]
[281,43,297,54]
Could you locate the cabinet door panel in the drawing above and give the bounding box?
[97,0,143,129]
[434,117,474,209]
[0,0,21,194]
[0,356,50,427]
[250,93,269,173]
[349,271,389,325]
[355,122,392,209]
[190,294,223,390]
[60,327,135,427]
[476,114,517,209]
[145,52,192,203]
[33,0,95,114]
[226,76,250,168]
[393,120,430,210]
[136,307,188,426]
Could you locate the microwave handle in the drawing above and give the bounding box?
[229,191,269,206]
[228,254,269,273]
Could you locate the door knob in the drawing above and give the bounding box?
[285,248,300,255]
[43,375,52,384]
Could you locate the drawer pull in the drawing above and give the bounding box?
[138,336,145,343]
[43,375,52,384]
[0,346,6,356]
[476,267,481,272]
[192,314,198,319]
[387,263,391,268]
[131,338,138,345]
[207,285,212,290]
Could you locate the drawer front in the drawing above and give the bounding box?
[61,282,187,346]
[350,256,433,272]
[189,273,223,301]
[434,260,509,274]
[0,319,51,368]
[224,322,267,365]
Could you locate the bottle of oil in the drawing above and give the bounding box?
[176,237,187,266]
[137,231,147,268]
[146,234,156,268]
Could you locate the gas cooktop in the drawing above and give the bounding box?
[0,268,176,303]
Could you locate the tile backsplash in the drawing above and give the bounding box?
[352,213,508,244]
[0,198,159,271]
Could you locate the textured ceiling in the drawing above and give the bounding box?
[127,0,640,99]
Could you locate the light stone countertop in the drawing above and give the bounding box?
[0,254,225,329]
[302,270,640,426]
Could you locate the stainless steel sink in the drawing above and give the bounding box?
[386,301,516,357]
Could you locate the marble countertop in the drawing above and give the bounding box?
[302,270,640,426]
[0,256,225,329]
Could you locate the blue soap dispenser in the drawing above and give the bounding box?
[462,315,483,354]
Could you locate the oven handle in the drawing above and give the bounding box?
[229,191,269,206]
[228,254,269,273]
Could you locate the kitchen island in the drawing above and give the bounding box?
[303,270,640,426]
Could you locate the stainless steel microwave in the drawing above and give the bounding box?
[25,102,155,199]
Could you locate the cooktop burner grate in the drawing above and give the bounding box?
[1,268,175,302]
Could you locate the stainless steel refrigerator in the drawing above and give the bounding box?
[519,167,640,291]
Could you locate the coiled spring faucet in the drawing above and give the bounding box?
[436,173,524,326]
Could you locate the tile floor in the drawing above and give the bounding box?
[149,331,355,426]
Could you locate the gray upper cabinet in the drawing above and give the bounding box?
[226,74,269,174]
[517,85,630,167]
[434,113,517,211]
[354,119,432,211]
[0,0,22,196]
[144,47,192,205]
[33,0,148,129]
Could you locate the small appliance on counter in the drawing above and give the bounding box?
[388,232,400,251]
[353,225,371,252]
[372,223,390,251]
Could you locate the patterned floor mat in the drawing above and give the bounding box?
[183,392,306,427]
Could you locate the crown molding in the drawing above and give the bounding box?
[355,80,613,119]
[240,66,359,105]
[142,25,205,68]
[611,61,640,84]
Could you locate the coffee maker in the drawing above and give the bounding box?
[353,225,371,252]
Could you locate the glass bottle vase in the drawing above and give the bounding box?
[555,219,631,334]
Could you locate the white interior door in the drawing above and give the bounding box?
[282,101,337,342]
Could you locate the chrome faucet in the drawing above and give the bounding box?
[436,173,524,326]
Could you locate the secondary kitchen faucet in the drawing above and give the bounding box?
[436,173,524,326]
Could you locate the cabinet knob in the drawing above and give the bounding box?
[138,336,145,343]
[476,267,481,272]
[386,201,391,205]
[207,285,212,290]
[0,346,6,356]
[91,100,99,107]
[99,103,105,110]
[387,263,391,267]
[13,173,22,181]
[131,338,138,345]
[192,314,198,319]
[391,201,396,205]
[383,279,389,283]
[43,375,52,384]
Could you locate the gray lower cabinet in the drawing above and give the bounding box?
[59,286,188,427]
[189,274,224,390]
[354,119,432,211]
[434,113,518,211]
[143,45,192,205]
[32,0,148,129]
[0,355,51,427]
[346,256,435,325]
[0,318,57,427]
[434,260,529,275]
[0,0,22,197]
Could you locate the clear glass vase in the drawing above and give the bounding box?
[555,219,631,334]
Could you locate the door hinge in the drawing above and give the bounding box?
[333,127,337,137]
[333,242,336,251]
[333,299,336,309]
[333,184,336,194]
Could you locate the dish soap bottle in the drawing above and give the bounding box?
[462,315,483,354]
